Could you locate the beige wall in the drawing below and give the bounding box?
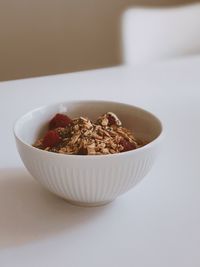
[0,0,196,81]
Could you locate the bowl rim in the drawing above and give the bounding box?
[13,100,164,159]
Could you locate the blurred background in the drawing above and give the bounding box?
[0,0,198,81]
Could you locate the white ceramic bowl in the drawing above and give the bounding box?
[14,100,163,206]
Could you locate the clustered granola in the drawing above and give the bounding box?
[33,112,144,155]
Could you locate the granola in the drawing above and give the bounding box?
[33,112,145,155]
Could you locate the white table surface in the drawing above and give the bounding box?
[0,56,200,267]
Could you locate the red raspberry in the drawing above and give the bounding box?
[119,139,136,152]
[42,130,61,148]
[49,113,72,129]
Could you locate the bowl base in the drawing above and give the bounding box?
[65,199,114,207]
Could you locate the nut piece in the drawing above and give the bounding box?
[107,112,122,126]
[97,112,122,127]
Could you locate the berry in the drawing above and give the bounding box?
[43,130,61,148]
[49,113,72,129]
[119,139,136,152]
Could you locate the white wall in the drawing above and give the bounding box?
[0,0,194,81]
